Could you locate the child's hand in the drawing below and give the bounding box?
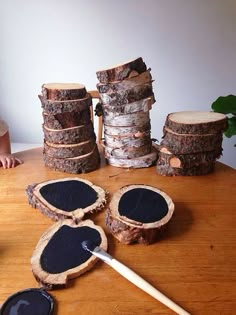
[0,153,23,168]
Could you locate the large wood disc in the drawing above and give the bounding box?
[31,219,107,289]
[26,177,108,221]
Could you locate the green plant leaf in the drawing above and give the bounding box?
[211,95,236,114]
[224,116,236,138]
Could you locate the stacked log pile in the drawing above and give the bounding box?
[96,57,158,168]
[156,111,227,176]
[39,83,100,173]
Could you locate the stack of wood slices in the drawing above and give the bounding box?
[39,83,100,174]
[96,57,158,168]
[157,111,227,176]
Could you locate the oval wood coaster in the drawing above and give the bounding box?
[26,178,108,221]
[31,219,107,289]
[106,184,174,244]
[0,288,54,315]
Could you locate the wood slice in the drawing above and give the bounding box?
[100,83,154,106]
[26,177,107,221]
[42,83,87,101]
[157,146,222,168]
[43,139,96,158]
[104,143,152,159]
[156,161,215,176]
[42,109,91,129]
[164,111,227,134]
[105,184,175,244]
[106,144,158,168]
[43,146,100,174]
[104,111,150,127]
[104,132,151,148]
[43,122,96,144]
[103,123,151,136]
[96,70,152,93]
[102,96,154,117]
[31,219,107,289]
[96,57,147,83]
[39,94,92,114]
[161,127,223,154]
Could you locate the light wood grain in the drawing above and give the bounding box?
[0,147,235,315]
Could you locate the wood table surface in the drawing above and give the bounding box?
[0,147,235,315]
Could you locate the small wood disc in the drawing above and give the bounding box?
[106,184,174,244]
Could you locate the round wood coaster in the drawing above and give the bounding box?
[26,177,108,221]
[0,288,54,315]
[106,184,175,244]
[31,219,107,290]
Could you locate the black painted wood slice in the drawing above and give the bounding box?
[26,177,108,221]
[31,219,107,289]
[106,184,174,245]
[0,288,54,315]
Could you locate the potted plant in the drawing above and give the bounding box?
[211,95,236,145]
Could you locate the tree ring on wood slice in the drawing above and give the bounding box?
[42,108,91,129]
[105,143,158,168]
[156,161,215,176]
[102,96,154,116]
[164,111,227,134]
[97,70,153,93]
[43,122,96,144]
[104,122,151,136]
[44,139,95,158]
[42,83,87,101]
[31,219,108,289]
[39,94,92,115]
[106,184,174,244]
[43,145,100,174]
[26,177,108,221]
[0,288,55,315]
[104,111,150,127]
[96,57,147,83]
[100,83,154,106]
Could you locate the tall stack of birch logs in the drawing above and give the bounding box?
[96,57,158,168]
[39,83,100,173]
[156,111,227,176]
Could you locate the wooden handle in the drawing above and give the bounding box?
[108,259,191,315]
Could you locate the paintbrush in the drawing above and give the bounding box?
[81,240,191,315]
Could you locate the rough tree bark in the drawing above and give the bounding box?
[42,83,87,101]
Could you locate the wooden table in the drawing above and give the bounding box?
[0,148,235,315]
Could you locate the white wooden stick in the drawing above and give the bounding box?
[107,258,191,315]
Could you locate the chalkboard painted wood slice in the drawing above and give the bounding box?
[31,219,108,289]
[96,57,147,83]
[42,83,87,101]
[106,185,175,244]
[164,111,227,134]
[0,288,54,315]
[97,70,152,93]
[106,144,158,168]
[42,108,91,129]
[39,94,92,115]
[44,139,95,158]
[99,83,154,106]
[43,122,96,144]
[26,177,108,221]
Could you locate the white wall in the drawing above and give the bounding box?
[0,0,235,168]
